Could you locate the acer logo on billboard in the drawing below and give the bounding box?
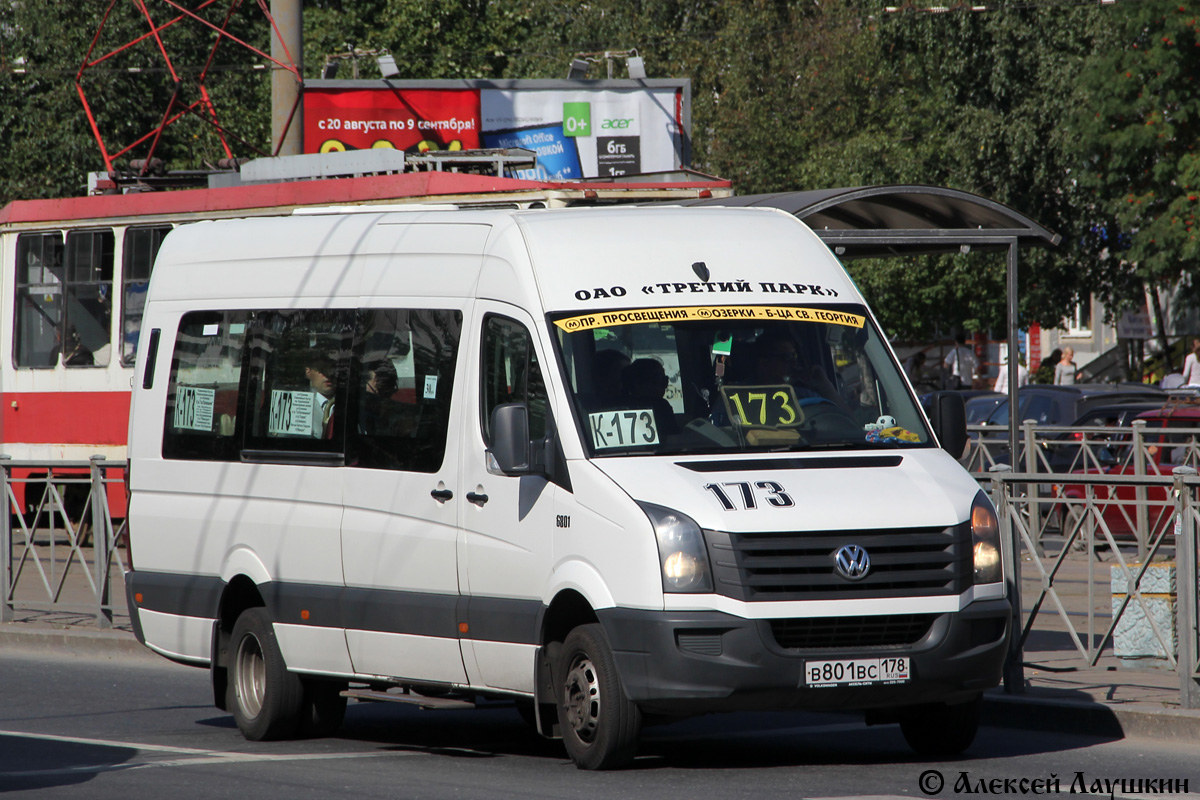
[601,118,635,130]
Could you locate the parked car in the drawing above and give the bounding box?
[979,384,1166,429]
[965,392,1006,424]
[975,384,1165,467]
[1037,401,1169,474]
[1053,400,1200,540]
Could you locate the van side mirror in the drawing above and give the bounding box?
[488,403,532,475]
[927,391,968,458]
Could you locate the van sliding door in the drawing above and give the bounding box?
[340,306,469,684]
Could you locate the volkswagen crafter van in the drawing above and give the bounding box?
[125,205,1009,770]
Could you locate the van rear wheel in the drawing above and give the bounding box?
[899,695,982,757]
[227,607,304,741]
[556,624,641,770]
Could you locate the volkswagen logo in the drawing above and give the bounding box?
[833,544,871,581]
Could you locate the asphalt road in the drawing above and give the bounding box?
[1,645,1197,799]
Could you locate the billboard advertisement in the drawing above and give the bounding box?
[303,79,690,180]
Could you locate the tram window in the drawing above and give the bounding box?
[13,229,115,368]
[63,230,115,367]
[14,232,65,368]
[122,226,171,366]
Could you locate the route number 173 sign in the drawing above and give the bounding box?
[721,385,803,427]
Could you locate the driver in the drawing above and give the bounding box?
[752,333,844,408]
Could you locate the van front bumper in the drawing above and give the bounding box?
[596,597,1010,715]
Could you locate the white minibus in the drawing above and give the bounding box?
[125,205,1008,769]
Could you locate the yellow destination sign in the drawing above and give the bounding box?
[553,306,865,333]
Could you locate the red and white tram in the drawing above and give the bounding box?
[0,160,729,518]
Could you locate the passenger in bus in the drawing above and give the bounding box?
[304,353,338,438]
[62,326,94,367]
[362,359,415,437]
[366,359,399,400]
[621,358,679,437]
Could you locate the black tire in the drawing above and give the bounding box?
[226,607,304,741]
[299,679,348,738]
[556,624,641,770]
[899,695,982,757]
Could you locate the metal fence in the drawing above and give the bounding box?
[970,418,1200,708]
[1,456,127,628]
[968,419,1200,559]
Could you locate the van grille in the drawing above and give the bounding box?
[704,523,971,602]
[769,614,938,650]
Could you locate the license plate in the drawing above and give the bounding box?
[804,657,910,687]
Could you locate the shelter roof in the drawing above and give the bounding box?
[687,184,1061,259]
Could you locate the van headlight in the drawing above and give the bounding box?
[638,502,713,593]
[971,491,1003,584]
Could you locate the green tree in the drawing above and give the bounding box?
[305,0,533,79]
[1076,2,1200,360]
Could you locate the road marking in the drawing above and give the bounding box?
[0,729,245,756]
[0,728,424,779]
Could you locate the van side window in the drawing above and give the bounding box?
[162,310,249,461]
[244,310,354,454]
[353,308,462,472]
[481,316,547,442]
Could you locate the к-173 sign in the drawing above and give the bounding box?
[303,79,691,181]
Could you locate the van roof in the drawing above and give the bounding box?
[148,205,863,312]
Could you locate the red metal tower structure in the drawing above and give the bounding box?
[76,1,301,174]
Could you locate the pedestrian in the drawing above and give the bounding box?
[1182,339,1200,386]
[993,350,1028,394]
[942,334,976,389]
[1054,347,1078,385]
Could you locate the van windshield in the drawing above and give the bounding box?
[551,303,932,456]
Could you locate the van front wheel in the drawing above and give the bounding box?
[556,624,641,770]
[227,607,304,741]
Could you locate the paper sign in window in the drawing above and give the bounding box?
[268,390,316,436]
[588,409,659,449]
[173,386,215,432]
